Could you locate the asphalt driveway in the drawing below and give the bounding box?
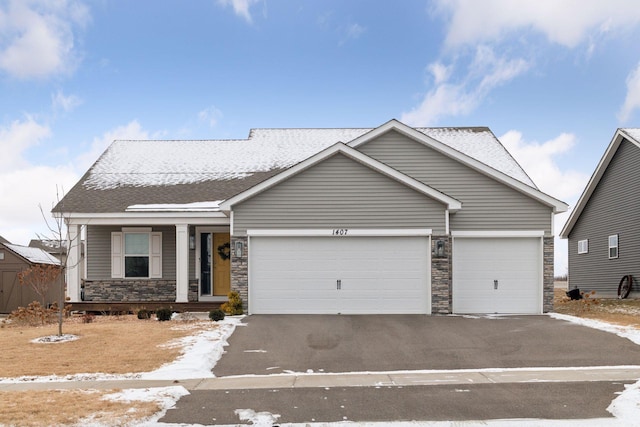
[213,314,640,376]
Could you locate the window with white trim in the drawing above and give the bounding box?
[577,239,588,254]
[608,234,618,259]
[111,229,162,279]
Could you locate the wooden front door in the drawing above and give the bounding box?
[212,233,231,296]
[199,232,230,297]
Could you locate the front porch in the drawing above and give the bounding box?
[64,209,235,306]
[68,301,224,314]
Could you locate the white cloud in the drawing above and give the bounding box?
[0,0,90,79]
[52,89,83,113]
[499,130,589,201]
[498,130,591,276]
[428,62,451,85]
[0,119,154,245]
[75,120,150,172]
[0,117,51,170]
[198,106,223,128]
[339,22,365,45]
[435,0,640,48]
[402,46,529,126]
[217,0,259,23]
[0,117,77,244]
[618,62,640,123]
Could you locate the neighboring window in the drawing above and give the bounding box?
[124,233,149,277]
[608,234,619,259]
[0,251,4,260]
[578,239,589,254]
[111,229,162,279]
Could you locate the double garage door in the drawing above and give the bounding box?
[249,236,430,314]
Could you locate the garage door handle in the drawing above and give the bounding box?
[337,279,341,290]
[494,280,498,290]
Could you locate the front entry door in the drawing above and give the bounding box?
[199,232,231,297]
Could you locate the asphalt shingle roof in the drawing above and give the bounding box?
[55,126,534,214]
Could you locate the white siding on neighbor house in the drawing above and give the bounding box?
[232,153,448,235]
[567,139,640,295]
[358,130,553,234]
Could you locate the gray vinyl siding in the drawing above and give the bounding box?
[359,130,553,234]
[567,139,640,295]
[86,225,177,280]
[232,153,447,235]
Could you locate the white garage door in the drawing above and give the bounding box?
[250,236,430,314]
[453,237,542,314]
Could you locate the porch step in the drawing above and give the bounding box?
[69,301,224,314]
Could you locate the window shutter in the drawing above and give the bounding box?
[111,232,124,278]
[150,232,163,278]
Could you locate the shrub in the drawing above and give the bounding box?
[155,307,173,321]
[81,313,95,324]
[209,309,226,322]
[137,309,151,320]
[8,301,56,326]
[220,291,243,315]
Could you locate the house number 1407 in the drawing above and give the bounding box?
[332,229,348,236]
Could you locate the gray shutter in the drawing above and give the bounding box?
[150,232,162,278]
[111,232,123,278]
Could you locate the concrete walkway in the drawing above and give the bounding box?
[2,365,640,392]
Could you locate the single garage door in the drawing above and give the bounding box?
[249,236,430,314]
[452,237,542,314]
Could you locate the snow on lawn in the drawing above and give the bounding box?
[148,313,640,427]
[140,316,243,380]
[0,316,243,384]
[4,312,640,426]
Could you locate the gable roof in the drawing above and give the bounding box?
[2,243,61,266]
[560,128,640,238]
[55,119,553,214]
[220,142,462,212]
[350,120,567,213]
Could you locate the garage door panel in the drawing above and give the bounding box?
[250,236,430,314]
[453,237,541,314]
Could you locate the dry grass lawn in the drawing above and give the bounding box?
[0,314,217,426]
[0,389,160,427]
[0,314,215,378]
[554,288,640,328]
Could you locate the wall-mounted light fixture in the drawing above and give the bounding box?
[434,239,446,258]
[234,240,243,258]
[189,233,196,250]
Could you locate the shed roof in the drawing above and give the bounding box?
[3,243,61,265]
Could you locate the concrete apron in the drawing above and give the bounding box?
[3,366,640,392]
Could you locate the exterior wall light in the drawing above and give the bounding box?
[189,234,196,250]
[234,240,243,258]
[434,239,446,258]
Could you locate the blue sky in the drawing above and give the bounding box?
[2,0,640,274]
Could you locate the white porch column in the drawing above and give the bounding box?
[175,224,189,302]
[66,224,82,302]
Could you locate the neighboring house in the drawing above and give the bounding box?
[29,239,85,281]
[560,128,640,298]
[0,242,61,313]
[54,119,567,315]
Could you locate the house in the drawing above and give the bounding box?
[54,119,567,314]
[560,128,640,298]
[0,242,61,313]
[29,238,85,281]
